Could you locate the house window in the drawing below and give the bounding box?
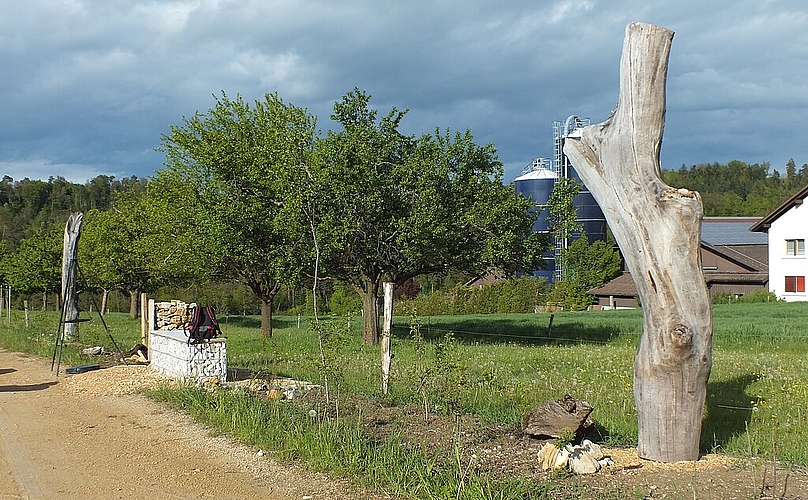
[785,276,806,293]
[786,239,805,256]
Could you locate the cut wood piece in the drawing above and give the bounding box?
[522,394,594,442]
[563,22,712,462]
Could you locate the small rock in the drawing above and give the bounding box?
[554,448,570,470]
[581,439,604,460]
[256,450,264,457]
[568,447,600,474]
[82,346,104,356]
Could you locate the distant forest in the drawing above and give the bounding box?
[1,158,807,251]
[0,174,147,251]
[662,159,808,217]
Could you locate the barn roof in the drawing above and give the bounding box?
[702,217,767,245]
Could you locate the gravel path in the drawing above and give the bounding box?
[0,349,384,500]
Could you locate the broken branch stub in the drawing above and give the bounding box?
[563,22,712,462]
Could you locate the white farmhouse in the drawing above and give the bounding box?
[751,184,808,301]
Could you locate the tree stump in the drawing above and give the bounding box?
[563,22,712,462]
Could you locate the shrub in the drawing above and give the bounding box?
[395,277,551,315]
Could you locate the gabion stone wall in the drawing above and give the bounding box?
[148,300,227,383]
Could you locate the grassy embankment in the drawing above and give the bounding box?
[1,301,806,498]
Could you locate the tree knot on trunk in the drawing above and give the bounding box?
[670,324,693,348]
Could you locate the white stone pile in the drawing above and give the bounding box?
[230,377,322,401]
[537,439,614,474]
[154,300,196,330]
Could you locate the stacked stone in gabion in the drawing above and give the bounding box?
[153,300,198,331]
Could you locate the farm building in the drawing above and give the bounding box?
[588,217,768,308]
[750,183,808,301]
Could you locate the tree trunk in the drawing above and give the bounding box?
[563,22,712,462]
[100,289,110,316]
[358,281,380,345]
[61,213,83,341]
[260,298,273,337]
[129,290,139,319]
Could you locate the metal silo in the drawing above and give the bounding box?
[552,115,608,279]
[515,158,557,281]
[515,158,557,233]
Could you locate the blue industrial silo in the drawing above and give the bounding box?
[515,158,558,281]
[552,115,608,280]
[514,116,609,282]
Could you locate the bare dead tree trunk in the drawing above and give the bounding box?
[61,213,83,341]
[563,22,712,462]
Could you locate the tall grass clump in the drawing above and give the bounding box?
[146,383,561,499]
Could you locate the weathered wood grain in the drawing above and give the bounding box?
[563,22,712,462]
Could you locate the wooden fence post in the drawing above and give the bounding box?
[381,282,394,396]
[140,292,148,346]
[563,22,712,462]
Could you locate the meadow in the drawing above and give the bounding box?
[2,301,808,498]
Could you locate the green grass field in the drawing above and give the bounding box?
[2,301,807,497]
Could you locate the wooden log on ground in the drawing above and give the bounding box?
[563,22,712,462]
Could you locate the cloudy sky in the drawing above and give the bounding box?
[2,0,807,185]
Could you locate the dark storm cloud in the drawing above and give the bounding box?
[1,0,806,184]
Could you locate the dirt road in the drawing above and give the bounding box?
[0,349,383,500]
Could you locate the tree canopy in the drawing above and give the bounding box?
[159,91,318,336]
[311,89,545,342]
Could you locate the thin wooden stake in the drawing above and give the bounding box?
[381,282,394,396]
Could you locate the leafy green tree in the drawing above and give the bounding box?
[159,91,317,337]
[79,209,121,314]
[313,89,544,343]
[79,192,164,318]
[546,177,582,241]
[5,225,63,309]
[545,177,582,281]
[786,158,798,190]
[548,237,622,310]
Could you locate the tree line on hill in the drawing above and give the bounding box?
[662,158,808,216]
[1,92,805,330]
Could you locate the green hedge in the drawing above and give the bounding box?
[395,277,551,315]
